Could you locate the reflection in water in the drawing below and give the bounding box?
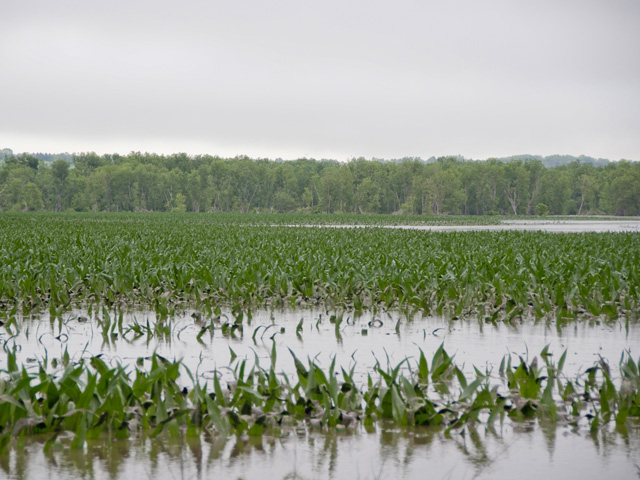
[2,422,639,480]
[8,307,640,388]
[2,308,640,479]
[305,219,640,233]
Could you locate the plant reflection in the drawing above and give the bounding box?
[0,423,639,480]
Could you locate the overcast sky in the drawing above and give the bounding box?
[2,0,639,161]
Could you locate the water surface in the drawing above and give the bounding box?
[294,218,640,233]
[12,308,639,384]
[3,308,640,479]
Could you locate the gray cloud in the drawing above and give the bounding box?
[2,0,639,160]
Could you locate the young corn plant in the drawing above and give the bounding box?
[1,346,639,452]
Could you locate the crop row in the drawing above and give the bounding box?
[0,211,505,226]
[0,213,638,320]
[0,344,638,451]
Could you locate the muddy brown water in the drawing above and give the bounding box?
[2,308,640,479]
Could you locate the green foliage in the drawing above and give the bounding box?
[1,153,639,215]
[535,203,549,216]
[0,346,637,451]
[0,213,637,320]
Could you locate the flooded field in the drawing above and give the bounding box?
[11,308,640,386]
[1,213,639,479]
[4,417,640,480]
[3,308,640,479]
[299,218,640,233]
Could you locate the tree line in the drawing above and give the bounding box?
[1,152,639,215]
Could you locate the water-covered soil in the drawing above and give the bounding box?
[2,308,639,479]
[3,420,639,480]
[11,308,639,384]
[303,218,640,233]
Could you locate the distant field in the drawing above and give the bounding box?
[1,211,506,226]
[0,212,637,320]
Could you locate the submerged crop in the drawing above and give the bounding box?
[0,345,638,452]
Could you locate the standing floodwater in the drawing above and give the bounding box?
[0,214,639,479]
[2,308,639,479]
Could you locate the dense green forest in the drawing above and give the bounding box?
[1,151,639,215]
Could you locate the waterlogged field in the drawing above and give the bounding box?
[0,213,639,479]
[2,308,640,479]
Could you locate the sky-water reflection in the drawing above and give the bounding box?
[2,307,639,479]
[1,421,639,479]
[9,307,639,386]
[289,218,640,233]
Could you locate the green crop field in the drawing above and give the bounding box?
[0,212,637,320]
[0,212,639,454]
